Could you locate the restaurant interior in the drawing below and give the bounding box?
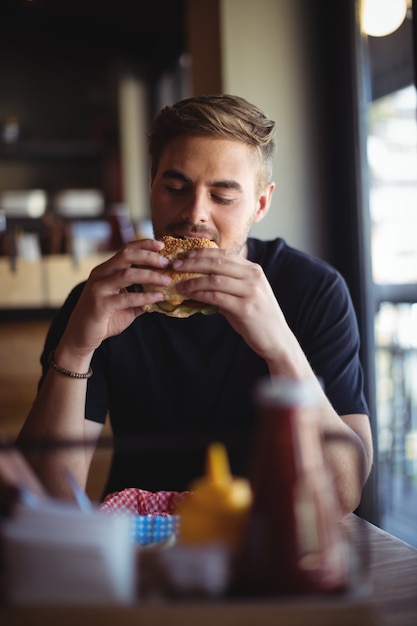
[0,0,416,622]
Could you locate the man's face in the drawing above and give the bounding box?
[150,135,273,255]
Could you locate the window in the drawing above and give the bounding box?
[367,78,417,545]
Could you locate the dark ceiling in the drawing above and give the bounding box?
[0,0,186,78]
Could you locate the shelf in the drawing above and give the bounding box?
[0,253,112,312]
[0,140,105,160]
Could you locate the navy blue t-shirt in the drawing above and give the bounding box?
[40,238,368,495]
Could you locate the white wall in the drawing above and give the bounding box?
[220,0,326,258]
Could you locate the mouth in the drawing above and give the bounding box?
[173,232,213,241]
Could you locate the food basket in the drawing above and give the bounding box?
[131,514,180,545]
[99,487,188,546]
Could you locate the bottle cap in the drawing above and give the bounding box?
[254,376,321,408]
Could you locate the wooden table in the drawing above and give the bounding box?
[345,514,417,626]
[1,514,416,626]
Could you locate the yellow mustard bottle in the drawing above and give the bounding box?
[178,442,253,548]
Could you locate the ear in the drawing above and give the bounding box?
[253,182,275,224]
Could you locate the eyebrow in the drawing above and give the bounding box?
[161,169,191,184]
[161,169,243,192]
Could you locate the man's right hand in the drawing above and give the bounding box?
[59,238,172,360]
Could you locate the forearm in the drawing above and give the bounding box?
[265,334,373,517]
[17,347,99,498]
[318,408,373,518]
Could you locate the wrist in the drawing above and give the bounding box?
[48,351,93,379]
[53,344,94,376]
[265,329,312,379]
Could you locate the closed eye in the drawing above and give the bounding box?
[165,185,189,195]
[210,193,234,205]
[165,185,233,205]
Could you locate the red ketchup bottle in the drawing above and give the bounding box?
[233,376,350,597]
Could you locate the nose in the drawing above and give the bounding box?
[180,189,209,223]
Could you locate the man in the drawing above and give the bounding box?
[18,95,372,517]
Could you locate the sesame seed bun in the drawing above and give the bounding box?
[140,236,218,318]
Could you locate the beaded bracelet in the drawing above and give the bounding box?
[48,351,93,379]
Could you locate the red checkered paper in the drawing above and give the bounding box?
[99,488,190,515]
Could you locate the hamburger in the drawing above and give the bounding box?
[138,236,219,318]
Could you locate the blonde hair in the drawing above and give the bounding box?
[148,94,276,189]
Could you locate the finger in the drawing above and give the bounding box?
[90,266,172,298]
[126,265,172,288]
[176,272,248,301]
[79,285,166,323]
[119,289,166,308]
[92,240,169,278]
[172,250,242,278]
[88,254,170,295]
[119,244,170,270]
[123,237,165,253]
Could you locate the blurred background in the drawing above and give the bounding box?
[0,0,416,545]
